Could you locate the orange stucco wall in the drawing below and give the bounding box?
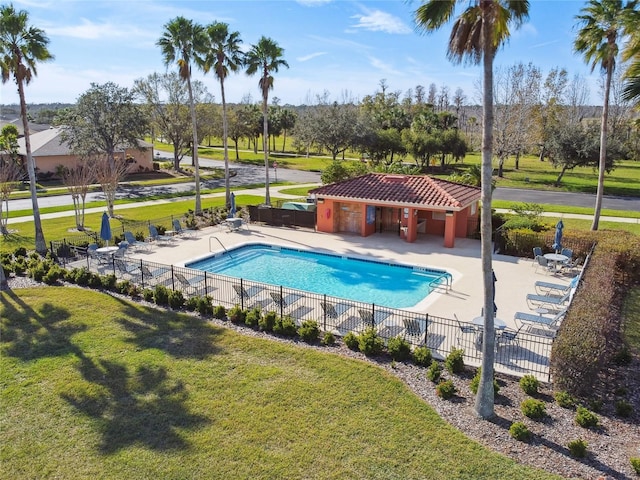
[315,199,335,233]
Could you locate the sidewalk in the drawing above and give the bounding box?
[7,184,321,224]
[493,208,640,224]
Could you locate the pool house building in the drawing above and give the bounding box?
[309,173,481,248]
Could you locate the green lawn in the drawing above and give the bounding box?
[0,287,561,480]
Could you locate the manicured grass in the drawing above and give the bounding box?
[492,200,640,219]
[0,288,561,480]
[0,195,271,253]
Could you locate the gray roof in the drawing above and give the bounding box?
[17,127,152,157]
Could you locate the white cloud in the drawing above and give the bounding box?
[368,56,402,76]
[297,52,328,62]
[296,0,332,6]
[351,10,411,35]
[46,18,147,40]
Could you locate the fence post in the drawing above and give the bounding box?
[204,271,208,297]
[140,259,145,289]
[171,265,175,291]
[239,278,244,309]
[279,285,284,319]
[424,313,429,346]
[323,294,327,331]
[371,304,376,328]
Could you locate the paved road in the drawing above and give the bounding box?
[7,151,640,213]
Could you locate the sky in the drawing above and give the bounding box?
[0,0,607,107]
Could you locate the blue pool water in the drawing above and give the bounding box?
[186,244,451,308]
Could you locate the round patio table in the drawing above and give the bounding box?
[544,253,568,271]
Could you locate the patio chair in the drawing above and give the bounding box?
[534,256,553,274]
[532,246,543,267]
[124,231,152,252]
[454,313,478,352]
[172,219,198,238]
[402,317,425,345]
[87,243,110,266]
[496,325,524,351]
[148,225,174,245]
[526,290,571,310]
[560,248,573,261]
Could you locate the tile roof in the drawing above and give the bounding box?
[309,173,481,210]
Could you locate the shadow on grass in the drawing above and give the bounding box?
[63,355,209,454]
[0,289,81,360]
[113,295,225,359]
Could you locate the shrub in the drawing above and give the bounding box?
[213,305,226,320]
[43,265,62,285]
[168,290,184,309]
[274,315,297,337]
[575,406,599,429]
[298,320,320,343]
[185,296,199,311]
[29,263,46,282]
[12,259,26,275]
[153,285,170,306]
[631,458,640,475]
[509,421,531,442]
[343,332,359,350]
[245,307,261,328]
[588,398,603,413]
[445,347,465,374]
[87,273,102,289]
[519,375,540,396]
[116,279,132,294]
[435,379,456,399]
[426,360,442,383]
[227,305,246,324]
[101,274,117,291]
[387,336,411,361]
[554,391,576,409]
[469,368,500,395]
[197,295,213,316]
[412,346,432,367]
[13,247,27,257]
[568,438,588,458]
[73,268,91,286]
[142,288,154,302]
[612,346,632,366]
[321,332,335,346]
[521,398,546,419]
[258,310,277,332]
[615,399,633,418]
[358,327,384,357]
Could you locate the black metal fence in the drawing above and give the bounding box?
[59,250,555,381]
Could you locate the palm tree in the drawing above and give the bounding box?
[575,0,637,231]
[415,0,529,420]
[0,3,53,254]
[245,36,288,206]
[157,16,206,214]
[201,22,244,209]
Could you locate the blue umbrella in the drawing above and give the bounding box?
[552,219,564,253]
[229,192,236,218]
[100,212,112,246]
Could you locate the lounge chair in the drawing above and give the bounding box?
[320,301,353,319]
[454,313,478,351]
[124,231,152,252]
[114,258,142,280]
[233,284,267,309]
[172,219,198,238]
[357,308,391,327]
[402,317,425,345]
[514,308,566,331]
[534,275,579,295]
[270,292,303,312]
[141,264,170,285]
[175,272,207,295]
[148,225,174,245]
[526,290,572,310]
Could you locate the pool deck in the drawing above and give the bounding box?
[125,222,574,333]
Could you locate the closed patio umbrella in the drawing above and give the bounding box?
[229,192,236,218]
[552,219,564,253]
[100,212,112,246]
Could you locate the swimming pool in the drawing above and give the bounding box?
[186,244,451,308]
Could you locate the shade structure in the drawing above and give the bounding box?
[100,212,112,246]
[552,219,564,253]
[229,192,236,218]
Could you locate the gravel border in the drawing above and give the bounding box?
[5,277,639,479]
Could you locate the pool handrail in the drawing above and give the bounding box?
[209,236,233,258]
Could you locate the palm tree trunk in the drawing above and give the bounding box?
[186,76,202,214]
[262,93,270,206]
[0,264,7,291]
[18,79,46,254]
[591,66,611,231]
[475,14,496,420]
[220,78,230,208]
